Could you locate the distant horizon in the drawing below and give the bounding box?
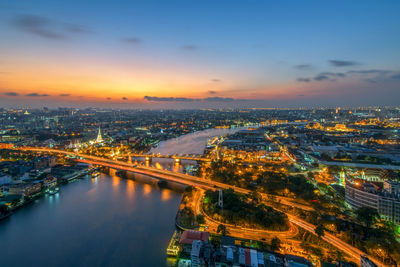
[2,104,399,111]
[1,1,399,108]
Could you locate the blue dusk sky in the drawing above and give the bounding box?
[0,0,399,108]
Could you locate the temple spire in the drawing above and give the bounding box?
[96,126,103,143]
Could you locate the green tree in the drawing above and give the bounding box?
[249,190,262,205]
[217,224,229,236]
[270,237,281,251]
[196,214,205,225]
[355,207,380,228]
[315,224,325,238]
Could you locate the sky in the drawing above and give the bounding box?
[0,0,399,109]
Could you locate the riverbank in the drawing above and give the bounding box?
[0,165,92,221]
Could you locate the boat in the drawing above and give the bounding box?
[46,186,59,195]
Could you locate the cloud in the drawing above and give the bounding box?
[122,97,128,100]
[329,59,360,67]
[208,90,217,94]
[315,72,346,81]
[211,79,221,82]
[297,68,400,84]
[121,37,142,45]
[59,93,70,97]
[65,24,91,34]
[144,96,238,102]
[106,97,111,100]
[347,69,399,83]
[314,74,329,81]
[298,72,346,82]
[297,78,311,82]
[144,96,194,102]
[13,14,90,40]
[25,93,50,97]
[181,45,198,51]
[347,69,390,75]
[204,97,234,102]
[4,92,19,96]
[391,73,400,80]
[294,64,312,70]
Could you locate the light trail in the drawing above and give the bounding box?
[14,146,385,266]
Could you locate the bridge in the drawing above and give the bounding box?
[12,146,384,266]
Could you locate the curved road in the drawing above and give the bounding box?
[15,147,384,266]
[192,189,299,241]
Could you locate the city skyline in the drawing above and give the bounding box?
[1,0,400,108]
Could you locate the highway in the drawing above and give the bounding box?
[15,146,384,266]
[192,189,299,241]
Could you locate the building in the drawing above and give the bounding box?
[95,127,104,143]
[384,180,400,194]
[345,180,400,225]
[345,181,379,210]
[8,183,42,197]
[0,143,14,149]
[360,255,377,267]
[179,230,210,245]
[191,240,202,267]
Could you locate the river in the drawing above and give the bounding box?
[0,127,243,267]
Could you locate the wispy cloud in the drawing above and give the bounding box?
[294,64,312,70]
[122,97,128,100]
[297,68,400,84]
[297,78,311,83]
[144,96,237,102]
[211,79,221,82]
[181,45,198,51]
[25,93,50,97]
[328,59,360,67]
[208,90,217,94]
[121,37,142,45]
[59,93,70,97]
[205,97,234,102]
[347,69,390,75]
[391,73,400,80]
[4,92,19,96]
[13,14,90,40]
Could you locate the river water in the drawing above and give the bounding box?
[0,127,242,267]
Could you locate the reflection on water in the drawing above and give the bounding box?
[112,175,120,187]
[0,128,244,267]
[126,179,135,199]
[150,127,243,155]
[143,183,152,196]
[155,162,163,170]
[172,162,180,173]
[0,174,181,267]
[161,189,172,202]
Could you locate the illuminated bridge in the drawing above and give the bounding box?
[12,146,384,266]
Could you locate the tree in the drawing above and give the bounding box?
[217,224,229,236]
[196,214,205,225]
[355,207,380,228]
[270,237,281,251]
[333,250,345,262]
[315,224,325,238]
[249,190,262,205]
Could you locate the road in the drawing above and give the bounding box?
[192,189,299,241]
[15,146,385,266]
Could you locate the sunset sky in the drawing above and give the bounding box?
[0,0,399,108]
